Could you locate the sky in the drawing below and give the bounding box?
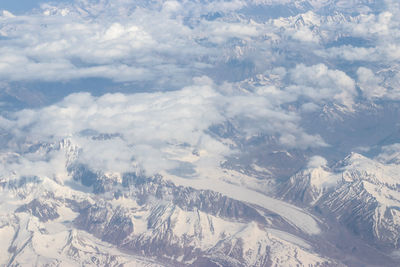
[1,0,40,13]
[1,0,71,14]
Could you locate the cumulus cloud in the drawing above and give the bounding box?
[0,75,328,177]
[0,0,258,86]
[357,67,387,99]
[315,46,379,62]
[307,156,328,169]
[375,143,400,164]
[0,1,202,84]
[311,2,400,78]
[0,0,396,97]
[1,0,400,180]
[288,64,357,107]
[2,82,223,175]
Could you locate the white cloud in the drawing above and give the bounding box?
[288,64,357,107]
[375,143,400,164]
[0,0,396,98]
[1,0,400,180]
[307,156,328,169]
[357,67,387,99]
[0,1,207,83]
[315,46,379,62]
[0,75,328,176]
[0,0,262,86]
[279,132,327,149]
[292,27,320,43]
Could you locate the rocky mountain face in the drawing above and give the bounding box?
[0,141,336,266]
[1,0,400,266]
[280,152,400,251]
[2,136,400,266]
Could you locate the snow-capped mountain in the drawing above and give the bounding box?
[2,135,400,266]
[281,152,400,250]
[0,140,337,266]
[1,0,400,266]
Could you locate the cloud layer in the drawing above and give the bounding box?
[0,0,396,91]
[0,1,398,95]
[1,0,400,178]
[0,75,328,176]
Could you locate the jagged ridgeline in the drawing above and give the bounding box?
[1,0,400,266]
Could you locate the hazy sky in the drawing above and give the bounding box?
[1,0,71,14]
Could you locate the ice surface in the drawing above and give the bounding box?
[164,172,321,235]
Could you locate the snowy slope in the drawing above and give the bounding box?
[282,152,400,249]
[0,140,335,266]
[0,0,399,266]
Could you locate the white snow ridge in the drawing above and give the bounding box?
[1,0,400,266]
